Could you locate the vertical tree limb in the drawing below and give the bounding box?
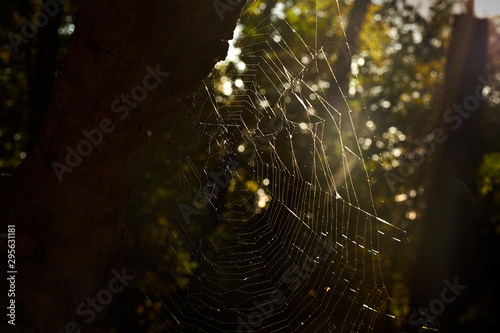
[0,1,246,332]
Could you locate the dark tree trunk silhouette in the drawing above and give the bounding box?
[329,0,370,113]
[26,0,62,151]
[405,6,488,332]
[0,1,246,332]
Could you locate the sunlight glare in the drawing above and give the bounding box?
[475,0,500,18]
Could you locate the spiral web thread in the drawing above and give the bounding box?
[150,2,407,332]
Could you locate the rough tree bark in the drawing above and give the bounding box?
[0,0,246,332]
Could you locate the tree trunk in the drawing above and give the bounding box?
[0,1,246,332]
[405,9,488,332]
[26,0,62,152]
[328,0,370,114]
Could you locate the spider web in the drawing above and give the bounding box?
[146,1,407,332]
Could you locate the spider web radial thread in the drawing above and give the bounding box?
[153,3,407,333]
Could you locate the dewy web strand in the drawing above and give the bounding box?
[149,1,408,332]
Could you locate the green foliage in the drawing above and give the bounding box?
[478,152,500,196]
